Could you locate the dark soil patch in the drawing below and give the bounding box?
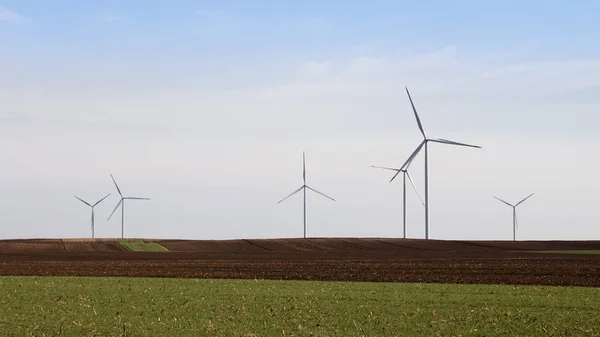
[1,238,598,287]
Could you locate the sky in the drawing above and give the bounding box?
[1,1,599,241]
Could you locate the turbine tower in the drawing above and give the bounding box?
[371,155,424,238]
[107,174,150,239]
[494,193,534,241]
[74,194,111,238]
[278,152,335,239]
[399,87,482,239]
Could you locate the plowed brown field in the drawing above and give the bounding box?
[1,238,599,287]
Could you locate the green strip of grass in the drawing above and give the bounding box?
[0,277,598,336]
[119,239,169,252]
[534,250,600,255]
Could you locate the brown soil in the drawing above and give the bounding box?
[0,238,598,287]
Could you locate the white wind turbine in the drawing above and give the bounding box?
[74,194,111,238]
[278,152,335,239]
[391,87,482,239]
[494,193,534,241]
[371,154,424,238]
[107,174,150,238]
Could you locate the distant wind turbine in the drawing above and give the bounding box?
[371,154,424,238]
[494,193,534,241]
[393,87,481,239]
[74,194,111,238]
[107,174,150,238]
[278,152,335,239]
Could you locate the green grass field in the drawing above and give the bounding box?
[535,250,600,255]
[118,239,169,252]
[0,277,598,336]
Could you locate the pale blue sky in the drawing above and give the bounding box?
[1,2,599,240]
[3,1,599,53]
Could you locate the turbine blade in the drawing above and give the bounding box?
[494,196,514,207]
[74,196,92,207]
[303,152,306,185]
[110,174,123,197]
[389,170,402,183]
[430,138,482,149]
[125,197,150,200]
[93,193,111,207]
[406,171,424,206]
[277,186,304,204]
[516,193,535,207]
[515,211,519,230]
[306,185,336,202]
[405,87,427,139]
[371,165,402,172]
[107,199,123,221]
[399,140,426,171]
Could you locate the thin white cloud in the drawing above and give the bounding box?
[0,7,23,23]
[98,9,124,22]
[195,9,231,21]
[104,14,122,22]
[2,45,600,136]
[301,61,333,78]
[4,45,600,129]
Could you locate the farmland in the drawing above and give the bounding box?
[0,238,599,286]
[1,238,599,336]
[119,239,169,252]
[1,276,599,336]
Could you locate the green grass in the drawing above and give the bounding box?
[534,250,600,255]
[1,277,599,336]
[118,239,169,252]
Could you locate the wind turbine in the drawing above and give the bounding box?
[494,193,534,241]
[278,152,335,239]
[371,154,424,238]
[74,194,111,238]
[107,174,150,239]
[391,87,481,240]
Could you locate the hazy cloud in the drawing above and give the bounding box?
[0,7,23,23]
[2,45,600,135]
[98,9,124,22]
[195,9,233,23]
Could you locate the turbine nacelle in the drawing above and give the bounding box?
[74,193,111,239]
[278,152,335,238]
[405,87,481,150]
[371,165,424,206]
[75,194,111,209]
[107,174,150,238]
[494,193,535,209]
[494,193,535,240]
[403,87,482,239]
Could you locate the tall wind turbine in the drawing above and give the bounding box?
[74,194,111,238]
[371,154,424,238]
[107,174,150,239]
[494,193,534,241]
[395,87,482,239]
[278,152,335,239]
